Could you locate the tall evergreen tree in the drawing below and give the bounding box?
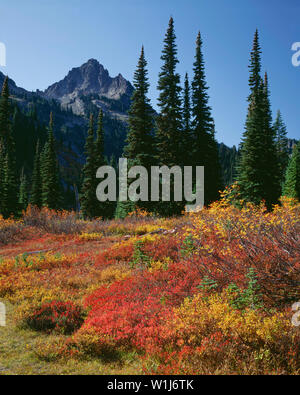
[273,110,289,185]
[182,72,192,163]
[19,168,29,211]
[0,77,18,216]
[191,31,223,204]
[237,30,281,209]
[118,46,156,217]
[283,141,300,200]
[0,77,11,141]
[124,46,155,168]
[93,109,115,218]
[2,153,18,218]
[30,140,42,208]
[41,113,61,209]
[0,140,5,214]
[80,114,96,218]
[155,17,183,216]
[156,17,182,167]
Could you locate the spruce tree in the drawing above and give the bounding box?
[191,31,223,205]
[19,168,28,211]
[155,17,183,216]
[156,17,182,167]
[94,109,114,218]
[41,113,61,210]
[80,114,96,218]
[30,140,42,208]
[2,153,19,218]
[0,140,5,215]
[0,77,11,141]
[182,73,192,164]
[273,110,289,185]
[124,46,155,168]
[0,77,18,216]
[283,141,300,200]
[237,30,281,209]
[119,46,155,216]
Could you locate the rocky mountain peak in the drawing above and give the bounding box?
[42,59,133,109]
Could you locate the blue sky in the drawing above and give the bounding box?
[0,0,299,147]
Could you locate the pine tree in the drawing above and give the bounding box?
[0,140,5,214]
[41,113,61,209]
[191,31,223,205]
[156,17,182,167]
[118,46,156,216]
[0,77,18,216]
[80,114,96,218]
[0,77,11,141]
[93,109,114,218]
[124,46,155,168]
[30,140,42,208]
[19,168,28,211]
[237,30,281,209]
[155,17,183,216]
[2,153,19,218]
[273,110,289,185]
[283,141,300,200]
[182,73,192,164]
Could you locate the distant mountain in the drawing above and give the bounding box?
[39,59,133,121]
[1,61,298,196]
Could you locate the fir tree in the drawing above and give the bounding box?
[0,77,11,141]
[0,140,5,214]
[273,110,289,185]
[0,77,18,216]
[119,46,155,216]
[41,113,61,209]
[124,46,155,168]
[94,109,114,218]
[191,31,223,204]
[182,73,192,163]
[2,153,19,218]
[237,30,280,209]
[156,17,182,167]
[30,140,42,208]
[283,141,300,200]
[19,168,28,211]
[80,114,96,218]
[155,17,183,216]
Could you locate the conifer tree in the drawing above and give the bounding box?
[283,141,300,200]
[118,46,156,216]
[0,140,5,214]
[2,153,18,218]
[93,109,114,218]
[155,17,183,216]
[156,17,182,167]
[191,32,223,204]
[0,77,18,216]
[124,46,155,168]
[41,113,61,209]
[19,168,28,211]
[182,73,192,164]
[237,30,280,209]
[80,114,96,218]
[0,77,11,141]
[273,110,289,185]
[30,140,42,208]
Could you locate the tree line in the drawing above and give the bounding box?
[0,19,299,219]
